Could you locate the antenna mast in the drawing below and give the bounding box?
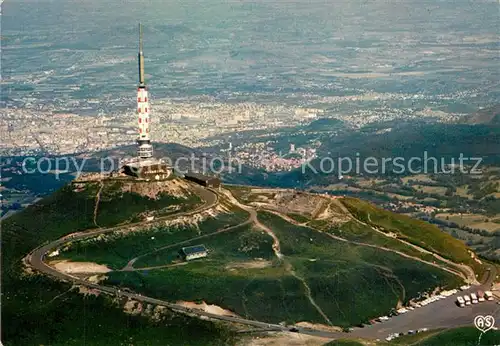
[138,23,145,87]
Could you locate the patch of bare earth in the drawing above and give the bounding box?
[77,286,101,297]
[21,255,35,276]
[124,299,143,315]
[225,260,272,270]
[295,322,343,333]
[175,300,239,317]
[248,190,351,221]
[50,260,111,274]
[240,332,330,346]
[161,206,228,234]
[250,188,291,194]
[120,178,194,199]
[87,274,108,284]
[108,205,229,238]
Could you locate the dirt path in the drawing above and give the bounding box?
[226,195,461,325]
[129,261,189,271]
[222,189,283,260]
[223,189,336,324]
[93,180,104,228]
[288,266,334,326]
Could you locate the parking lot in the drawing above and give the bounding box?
[351,287,500,340]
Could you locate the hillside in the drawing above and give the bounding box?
[5,178,494,344]
[340,197,483,278]
[2,177,237,345]
[315,122,500,167]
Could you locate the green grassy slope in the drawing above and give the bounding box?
[105,224,328,324]
[2,182,237,346]
[257,212,463,326]
[341,197,483,276]
[107,265,325,325]
[323,221,454,270]
[58,208,249,269]
[133,219,268,268]
[101,198,466,327]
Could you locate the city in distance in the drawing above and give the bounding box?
[1,1,500,346]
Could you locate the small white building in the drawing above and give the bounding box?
[180,245,208,261]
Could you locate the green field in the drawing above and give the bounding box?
[287,212,311,223]
[3,182,238,345]
[134,222,273,268]
[105,224,325,324]
[107,263,327,325]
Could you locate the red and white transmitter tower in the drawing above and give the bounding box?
[122,24,171,179]
[136,23,153,159]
